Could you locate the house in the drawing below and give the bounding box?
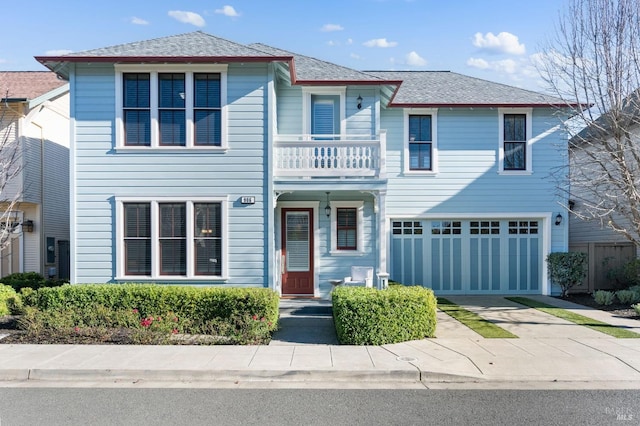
[36,31,569,296]
[0,71,70,280]
[568,91,640,292]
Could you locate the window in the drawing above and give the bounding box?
[116,65,227,149]
[499,108,532,173]
[330,201,364,255]
[118,198,227,279]
[336,208,357,250]
[404,109,438,174]
[409,115,432,170]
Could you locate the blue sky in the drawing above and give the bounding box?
[2,0,567,92]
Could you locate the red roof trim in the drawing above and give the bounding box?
[35,55,294,64]
[292,79,403,86]
[389,102,580,108]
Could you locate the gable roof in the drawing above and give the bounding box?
[572,89,640,142]
[368,71,567,107]
[0,71,67,102]
[248,43,394,84]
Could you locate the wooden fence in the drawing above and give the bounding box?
[568,242,637,293]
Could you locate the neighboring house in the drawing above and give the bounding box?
[36,31,569,296]
[0,71,70,280]
[568,93,640,292]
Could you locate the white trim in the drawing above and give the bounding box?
[498,108,533,174]
[403,108,438,175]
[115,196,229,281]
[114,64,228,150]
[329,201,365,256]
[302,86,347,135]
[276,201,320,297]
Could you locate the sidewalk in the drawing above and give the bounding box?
[0,296,639,388]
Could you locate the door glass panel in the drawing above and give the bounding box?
[286,212,310,272]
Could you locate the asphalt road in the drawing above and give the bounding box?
[0,388,638,425]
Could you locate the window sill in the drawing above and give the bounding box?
[403,170,438,176]
[329,251,365,257]
[116,275,229,281]
[115,146,229,153]
[497,170,533,176]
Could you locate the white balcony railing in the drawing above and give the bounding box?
[274,132,386,178]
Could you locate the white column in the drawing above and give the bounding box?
[377,189,388,289]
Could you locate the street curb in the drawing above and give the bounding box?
[6,368,422,383]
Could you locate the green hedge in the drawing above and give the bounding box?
[27,284,279,331]
[332,286,437,345]
[0,284,18,316]
[1,272,67,292]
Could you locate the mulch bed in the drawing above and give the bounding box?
[559,293,640,320]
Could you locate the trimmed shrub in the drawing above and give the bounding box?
[332,285,437,345]
[546,252,588,298]
[633,304,640,316]
[27,284,279,332]
[0,284,18,316]
[615,289,640,305]
[0,272,66,292]
[593,290,616,306]
[606,258,640,288]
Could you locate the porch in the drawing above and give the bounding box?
[273,131,386,179]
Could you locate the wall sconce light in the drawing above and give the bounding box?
[22,220,34,233]
[324,192,331,217]
[555,214,563,226]
[356,95,362,110]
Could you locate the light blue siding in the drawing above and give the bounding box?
[72,63,270,285]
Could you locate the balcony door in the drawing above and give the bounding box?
[281,208,314,296]
[311,95,339,139]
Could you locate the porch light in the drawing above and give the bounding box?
[555,213,563,226]
[325,192,331,217]
[22,220,34,233]
[356,95,363,110]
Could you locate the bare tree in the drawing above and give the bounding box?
[0,89,24,252]
[538,0,640,246]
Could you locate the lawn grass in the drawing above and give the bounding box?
[506,297,640,339]
[437,297,518,338]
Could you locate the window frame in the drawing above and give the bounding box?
[302,87,346,137]
[498,108,533,174]
[115,64,228,151]
[403,108,438,175]
[116,197,228,280]
[329,201,364,255]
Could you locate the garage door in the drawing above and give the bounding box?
[390,219,542,294]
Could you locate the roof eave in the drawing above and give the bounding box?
[292,79,403,86]
[388,102,580,108]
[35,55,293,64]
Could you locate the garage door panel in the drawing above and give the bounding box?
[391,218,542,294]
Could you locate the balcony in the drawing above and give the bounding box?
[274,131,386,179]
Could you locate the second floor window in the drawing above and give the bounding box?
[503,113,526,170]
[118,66,226,149]
[409,115,432,170]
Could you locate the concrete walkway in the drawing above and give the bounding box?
[0,296,639,388]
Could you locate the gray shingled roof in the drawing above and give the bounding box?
[368,71,566,106]
[68,31,277,58]
[248,43,386,82]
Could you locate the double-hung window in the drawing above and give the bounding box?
[499,108,532,173]
[330,201,364,255]
[404,109,438,174]
[117,65,227,149]
[118,198,226,279]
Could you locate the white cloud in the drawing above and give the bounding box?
[130,17,149,25]
[215,5,240,17]
[327,40,337,46]
[467,57,517,74]
[406,51,427,66]
[473,31,525,55]
[466,57,490,69]
[363,38,398,48]
[321,23,343,32]
[350,53,362,60]
[168,10,206,27]
[45,49,73,56]
[347,38,353,45]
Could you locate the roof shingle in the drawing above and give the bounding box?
[0,71,66,101]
